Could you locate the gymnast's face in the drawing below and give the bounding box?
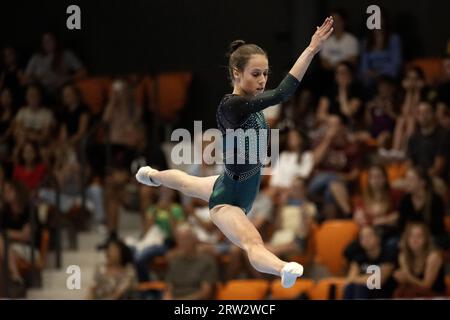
[233,54,269,96]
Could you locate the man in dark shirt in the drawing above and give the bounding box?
[406,100,449,181]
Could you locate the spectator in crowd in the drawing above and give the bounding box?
[133,187,185,282]
[393,222,446,298]
[57,83,90,149]
[13,84,55,146]
[162,223,218,300]
[364,76,399,149]
[353,164,400,243]
[269,128,314,194]
[37,144,105,228]
[99,79,145,247]
[359,13,402,90]
[397,167,448,249]
[391,67,427,156]
[436,55,450,129]
[267,177,317,258]
[87,238,137,300]
[24,32,86,98]
[308,118,361,219]
[0,46,26,103]
[316,62,364,130]
[0,180,42,286]
[406,100,449,196]
[344,226,396,299]
[0,87,17,162]
[12,141,47,192]
[319,9,359,71]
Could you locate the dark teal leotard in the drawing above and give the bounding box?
[208,73,300,213]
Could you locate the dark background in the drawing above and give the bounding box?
[1,0,449,129]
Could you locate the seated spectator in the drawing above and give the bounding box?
[162,223,218,300]
[13,84,55,146]
[24,32,86,99]
[393,222,446,298]
[267,177,317,257]
[57,83,90,149]
[391,67,427,156]
[436,55,450,129]
[0,46,26,103]
[99,79,145,247]
[270,128,314,192]
[406,100,449,196]
[316,62,364,130]
[344,226,396,299]
[12,141,47,192]
[0,180,42,287]
[130,187,185,282]
[353,164,400,242]
[38,144,105,228]
[359,12,402,90]
[364,76,399,148]
[87,238,137,300]
[319,9,359,71]
[308,119,361,219]
[0,87,17,162]
[397,167,448,249]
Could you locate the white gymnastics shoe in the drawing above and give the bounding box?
[281,262,304,288]
[135,166,161,187]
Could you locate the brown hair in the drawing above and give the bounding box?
[226,40,267,85]
[363,164,391,207]
[408,166,433,226]
[400,222,435,274]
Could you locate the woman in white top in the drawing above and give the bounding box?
[270,128,314,189]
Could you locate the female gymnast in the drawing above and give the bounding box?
[136,16,334,288]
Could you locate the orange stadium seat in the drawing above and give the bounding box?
[216,279,270,300]
[134,76,154,108]
[444,216,450,235]
[445,275,450,297]
[155,72,192,121]
[408,57,443,85]
[270,279,315,299]
[315,220,359,276]
[76,77,112,115]
[309,277,347,300]
[137,280,167,292]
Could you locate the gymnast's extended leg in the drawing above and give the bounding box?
[136,166,218,202]
[136,166,303,287]
[209,204,303,288]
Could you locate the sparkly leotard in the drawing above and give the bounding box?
[208,73,300,213]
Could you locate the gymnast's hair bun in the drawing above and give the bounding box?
[227,40,246,57]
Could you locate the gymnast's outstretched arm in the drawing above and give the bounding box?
[222,16,334,118]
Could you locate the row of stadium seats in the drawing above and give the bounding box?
[75,72,192,121]
[138,275,450,300]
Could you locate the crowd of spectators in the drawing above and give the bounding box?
[1,9,449,299]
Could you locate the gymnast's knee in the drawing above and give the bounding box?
[242,235,264,253]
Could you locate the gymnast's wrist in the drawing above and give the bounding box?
[305,46,318,55]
